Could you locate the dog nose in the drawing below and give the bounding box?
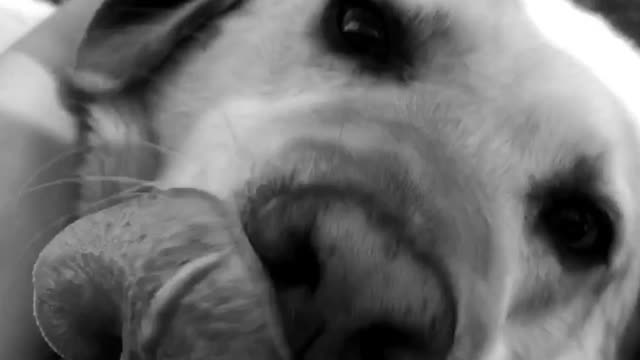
[244,183,457,360]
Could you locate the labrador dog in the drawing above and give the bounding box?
[25,0,640,359]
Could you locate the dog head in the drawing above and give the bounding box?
[31,0,640,359]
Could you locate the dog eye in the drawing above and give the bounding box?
[536,195,615,268]
[336,1,389,57]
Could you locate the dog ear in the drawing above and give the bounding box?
[33,189,289,360]
[69,0,241,94]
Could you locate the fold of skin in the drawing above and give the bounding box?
[32,188,289,360]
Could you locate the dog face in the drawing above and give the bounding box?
[36,0,640,359]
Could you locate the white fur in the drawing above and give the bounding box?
[75,0,640,358]
[154,93,334,200]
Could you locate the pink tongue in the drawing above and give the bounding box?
[33,188,289,360]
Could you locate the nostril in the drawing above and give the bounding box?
[244,193,322,290]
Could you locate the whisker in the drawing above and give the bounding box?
[17,147,87,198]
[0,147,85,237]
[20,176,154,197]
[1,184,154,314]
[78,183,154,214]
[17,183,149,263]
[135,137,187,159]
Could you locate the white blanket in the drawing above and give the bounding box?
[0,0,54,52]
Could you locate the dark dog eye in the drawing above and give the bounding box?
[322,0,414,74]
[336,1,389,57]
[536,195,615,268]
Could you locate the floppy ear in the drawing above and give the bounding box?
[33,189,288,360]
[70,0,242,93]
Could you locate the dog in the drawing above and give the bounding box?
[25,0,640,359]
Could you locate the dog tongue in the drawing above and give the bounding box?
[33,188,289,360]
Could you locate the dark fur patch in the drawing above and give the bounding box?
[69,0,245,94]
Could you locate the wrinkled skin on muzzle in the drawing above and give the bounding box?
[32,188,289,360]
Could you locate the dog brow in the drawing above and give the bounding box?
[530,156,601,194]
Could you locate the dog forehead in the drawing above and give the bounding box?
[141,0,640,207]
[147,0,635,195]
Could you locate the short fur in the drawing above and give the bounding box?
[49,0,640,359]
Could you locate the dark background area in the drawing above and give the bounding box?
[580,0,640,45]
